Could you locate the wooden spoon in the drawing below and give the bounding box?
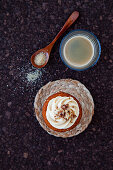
[31,11,79,68]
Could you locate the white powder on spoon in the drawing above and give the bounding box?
[34,52,46,66]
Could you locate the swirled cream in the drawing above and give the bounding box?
[46,96,79,129]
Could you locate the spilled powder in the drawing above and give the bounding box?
[16,62,45,86]
[9,62,46,90]
[26,69,42,83]
[7,61,52,100]
[8,61,52,98]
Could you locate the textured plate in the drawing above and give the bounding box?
[34,79,94,138]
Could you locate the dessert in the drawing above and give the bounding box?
[42,92,82,132]
[34,79,94,138]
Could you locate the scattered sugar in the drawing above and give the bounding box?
[8,61,51,97]
[27,69,42,82]
[9,62,44,91]
[15,62,45,85]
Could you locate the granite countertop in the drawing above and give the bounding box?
[0,0,113,169]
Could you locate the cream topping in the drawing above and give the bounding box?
[46,96,79,129]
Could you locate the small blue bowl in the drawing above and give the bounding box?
[59,30,101,71]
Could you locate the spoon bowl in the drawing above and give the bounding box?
[31,49,49,68]
[31,11,79,68]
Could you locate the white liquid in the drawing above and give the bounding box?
[64,36,94,67]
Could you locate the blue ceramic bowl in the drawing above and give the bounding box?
[59,30,101,71]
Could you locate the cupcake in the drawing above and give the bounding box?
[42,92,82,132]
[34,79,94,138]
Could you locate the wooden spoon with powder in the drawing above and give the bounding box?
[31,11,79,68]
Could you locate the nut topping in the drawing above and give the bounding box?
[54,104,76,121]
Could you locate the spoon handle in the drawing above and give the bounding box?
[51,11,79,44]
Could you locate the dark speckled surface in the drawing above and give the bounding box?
[0,0,113,169]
